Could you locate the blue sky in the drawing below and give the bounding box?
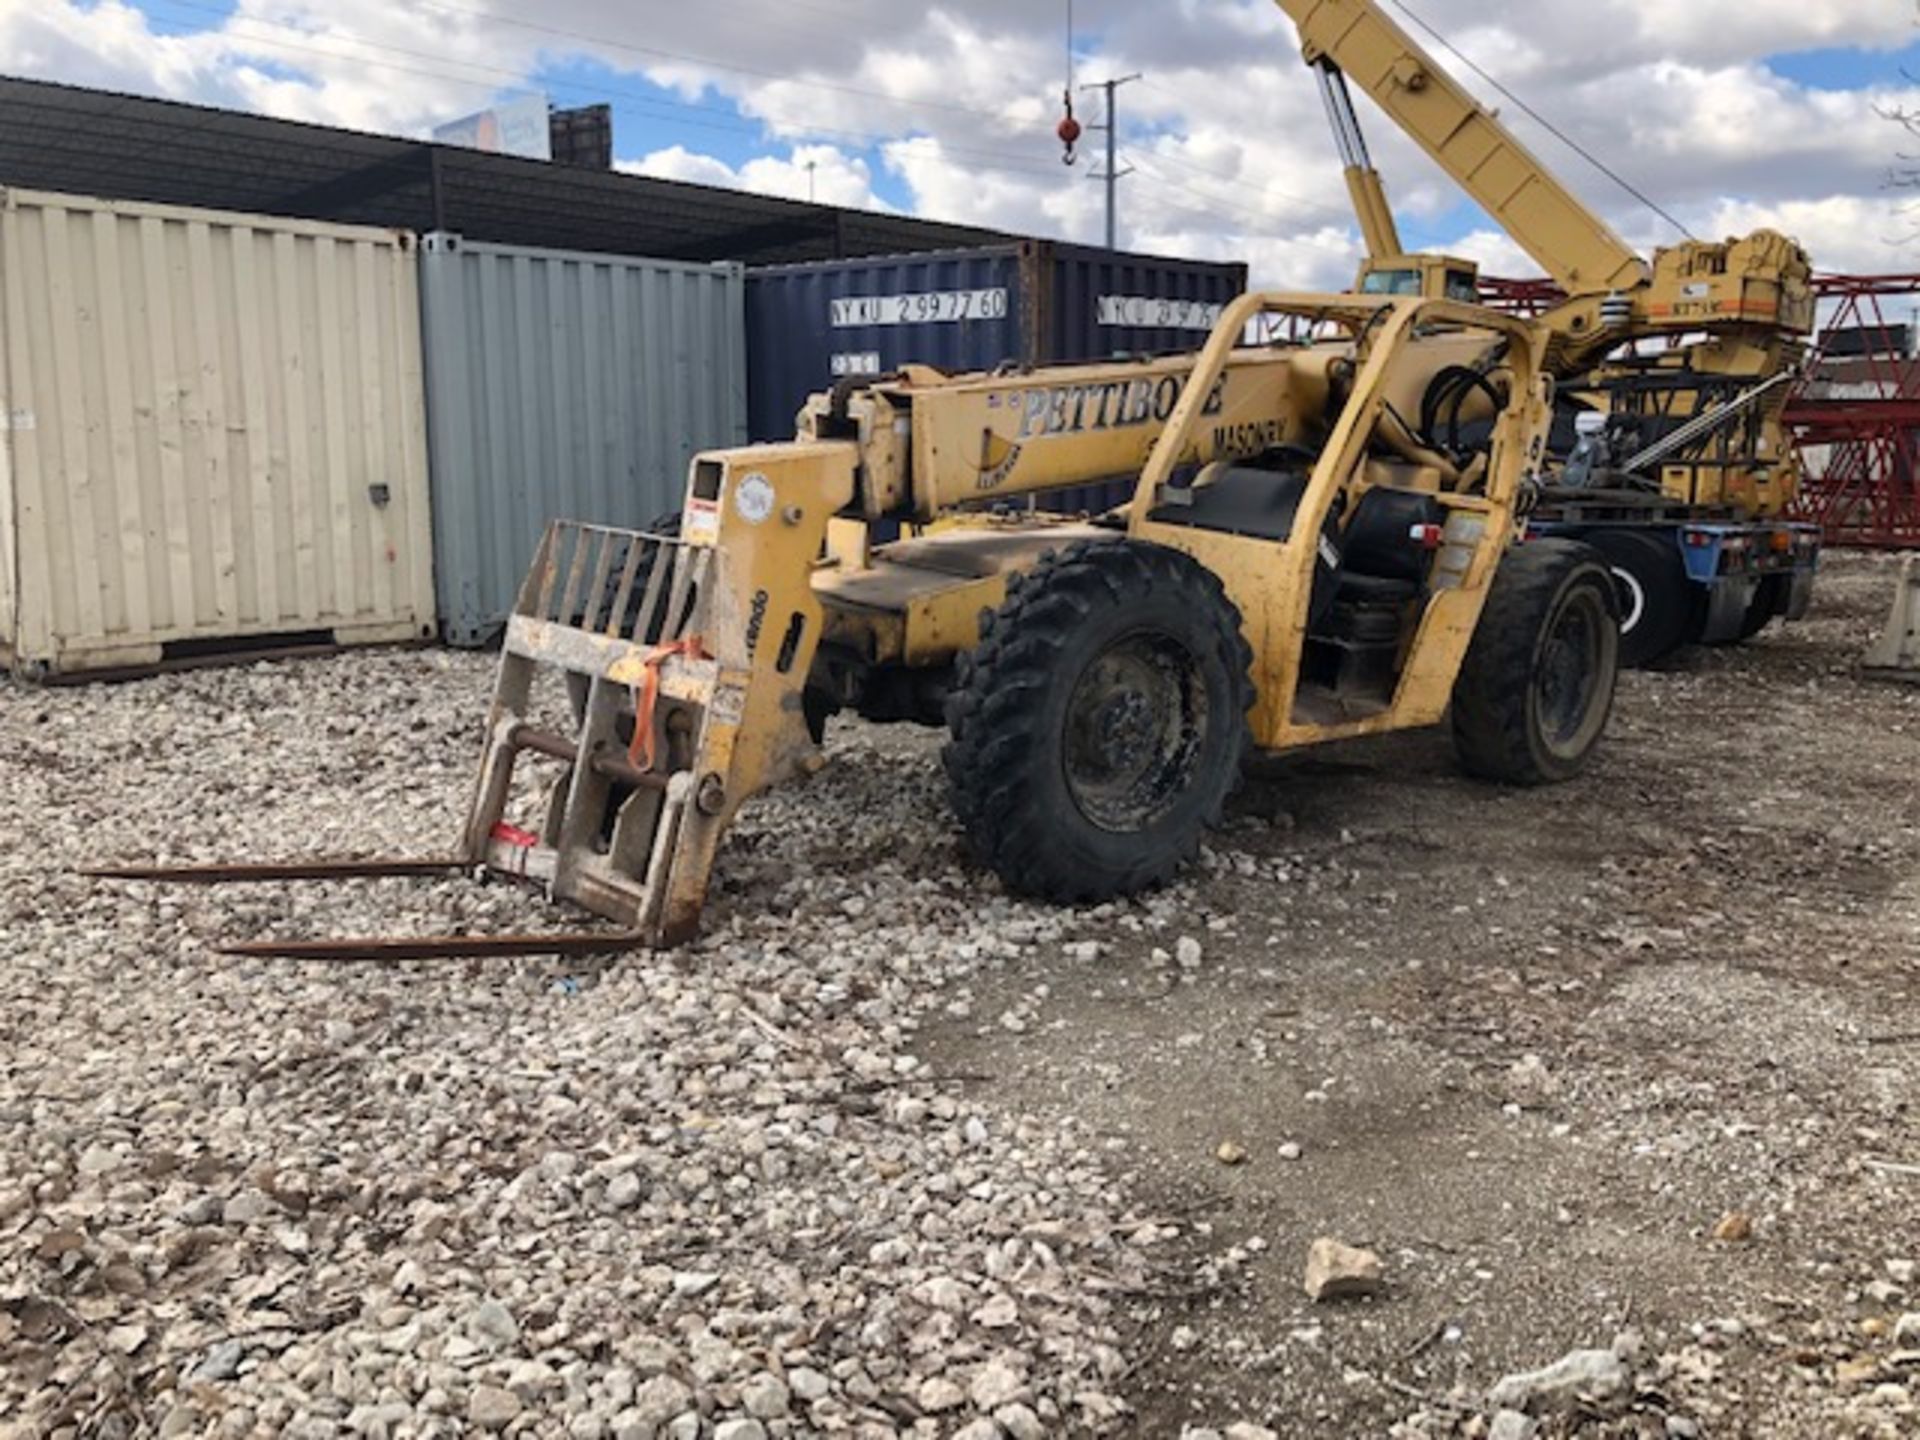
[116,1,1911,193]
[1769,37,1920,88]
[125,0,1913,237]
[11,0,1920,283]
[529,50,922,210]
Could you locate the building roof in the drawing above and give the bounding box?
[0,74,1016,266]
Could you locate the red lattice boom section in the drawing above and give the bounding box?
[1784,274,1920,549]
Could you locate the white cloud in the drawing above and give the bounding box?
[0,0,217,98]
[4,0,1918,286]
[622,143,886,208]
[1443,229,1537,279]
[1139,223,1364,292]
[622,144,740,190]
[883,134,1104,238]
[1706,193,1920,274]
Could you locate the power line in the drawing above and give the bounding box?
[1124,148,1347,229]
[128,0,1403,246]
[1122,151,1294,231]
[1381,0,1696,241]
[135,0,1379,232]
[1081,73,1141,249]
[1154,152,1351,224]
[1123,153,1271,227]
[1121,79,1359,223]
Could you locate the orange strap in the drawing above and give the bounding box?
[628,634,708,772]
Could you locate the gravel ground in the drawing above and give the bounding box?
[2,552,1917,1439]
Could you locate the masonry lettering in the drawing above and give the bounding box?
[1211,419,1285,456]
[1014,372,1228,439]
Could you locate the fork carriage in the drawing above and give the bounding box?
[88,518,806,957]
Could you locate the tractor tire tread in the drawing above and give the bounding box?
[942,540,1252,901]
[1451,538,1618,787]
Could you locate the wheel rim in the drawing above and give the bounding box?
[1534,587,1607,757]
[1063,631,1209,832]
[1607,564,1646,636]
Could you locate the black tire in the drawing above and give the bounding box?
[1712,574,1783,644]
[1583,529,1695,668]
[942,540,1252,902]
[1452,539,1620,786]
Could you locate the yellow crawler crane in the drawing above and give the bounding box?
[97,294,1620,952]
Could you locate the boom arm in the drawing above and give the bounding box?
[1314,61,1402,262]
[1277,0,1812,517]
[1276,0,1648,297]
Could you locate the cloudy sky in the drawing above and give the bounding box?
[3,1,1918,285]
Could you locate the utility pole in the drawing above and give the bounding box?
[1079,73,1141,251]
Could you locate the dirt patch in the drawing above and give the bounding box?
[916,552,1920,1436]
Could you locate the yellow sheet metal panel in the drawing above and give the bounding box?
[0,187,435,675]
[899,349,1310,517]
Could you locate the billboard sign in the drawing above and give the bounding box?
[432,93,551,161]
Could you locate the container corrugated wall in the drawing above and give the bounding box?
[745,246,1025,442]
[1035,244,1248,517]
[744,241,1246,520]
[1042,242,1249,362]
[745,241,1248,441]
[419,233,747,645]
[0,187,435,676]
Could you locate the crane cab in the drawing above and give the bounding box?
[1356,253,1482,303]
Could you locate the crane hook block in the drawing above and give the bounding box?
[1058,90,1080,165]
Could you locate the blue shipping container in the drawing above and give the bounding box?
[745,239,1248,444]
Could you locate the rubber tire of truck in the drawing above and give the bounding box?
[942,540,1252,903]
[1583,528,1696,668]
[1451,539,1620,786]
[1709,573,1784,645]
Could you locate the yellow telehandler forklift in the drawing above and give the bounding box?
[96,292,1620,954]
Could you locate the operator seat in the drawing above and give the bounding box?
[1147,455,1443,624]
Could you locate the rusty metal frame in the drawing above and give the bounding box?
[1784,273,1920,548]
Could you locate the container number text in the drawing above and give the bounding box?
[1096,295,1224,330]
[830,289,1009,328]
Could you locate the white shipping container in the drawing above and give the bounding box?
[0,188,436,676]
